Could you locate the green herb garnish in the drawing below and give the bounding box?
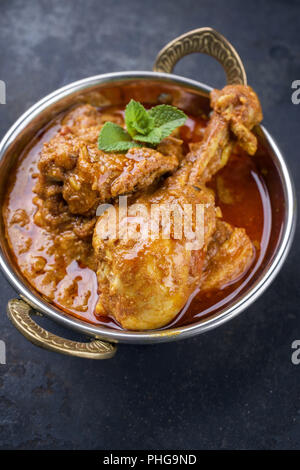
[98,99,187,152]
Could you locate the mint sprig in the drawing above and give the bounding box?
[98,100,187,152]
[98,122,140,152]
[125,99,154,137]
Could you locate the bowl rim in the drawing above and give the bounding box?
[0,71,296,344]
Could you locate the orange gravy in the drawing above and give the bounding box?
[3,106,272,330]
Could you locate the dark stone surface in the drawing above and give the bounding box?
[0,0,299,450]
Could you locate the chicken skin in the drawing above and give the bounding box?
[202,220,254,291]
[93,176,217,330]
[93,85,263,330]
[183,85,262,185]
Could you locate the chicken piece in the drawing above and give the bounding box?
[36,139,179,216]
[34,104,182,227]
[201,220,254,291]
[92,84,262,330]
[61,144,179,215]
[187,84,263,184]
[93,178,217,330]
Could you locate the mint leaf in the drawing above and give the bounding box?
[97,102,187,152]
[125,99,154,137]
[98,122,140,152]
[149,104,187,139]
[133,128,162,145]
[133,105,187,145]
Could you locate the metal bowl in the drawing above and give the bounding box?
[0,29,296,359]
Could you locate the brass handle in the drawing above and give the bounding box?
[7,299,117,359]
[153,27,247,85]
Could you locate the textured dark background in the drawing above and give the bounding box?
[0,0,299,450]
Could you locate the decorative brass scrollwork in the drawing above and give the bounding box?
[153,27,247,85]
[7,299,117,359]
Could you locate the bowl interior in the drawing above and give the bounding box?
[0,73,294,343]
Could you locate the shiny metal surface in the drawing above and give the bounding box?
[7,299,117,359]
[0,72,296,345]
[153,27,247,85]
